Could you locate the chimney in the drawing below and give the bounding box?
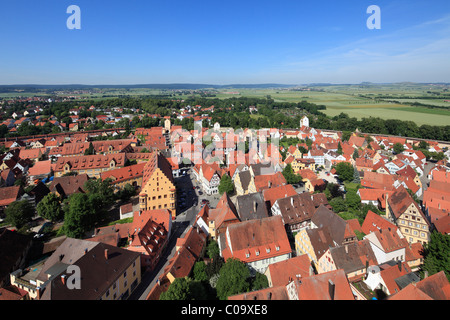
[36,287,42,300]
[253,200,257,213]
[345,245,348,254]
[61,274,67,285]
[328,279,335,300]
[268,180,272,188]
[397,260,402,272]
[105,249,109,260]
[424,271,429,279]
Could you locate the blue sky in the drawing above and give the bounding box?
[0,0,449,84]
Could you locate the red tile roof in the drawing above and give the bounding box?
[262,184,297,208]
[100,162,145,184]
[54,153,126,172]
[294,269,355,300]
[221,216,291,264]
[266,255,312,287]
[0,186,21,206]
[361,210,398,235]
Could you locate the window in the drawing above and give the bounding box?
[123,271,127,278]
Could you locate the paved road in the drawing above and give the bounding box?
[129,168,202,300]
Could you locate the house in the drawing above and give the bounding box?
[193,162,222,195]
[363,260,417,297]
[389,271,450,300]
[348,135,366,149]
[0,285,29,300]
[360,171,396,190]
[0,185,23,213]
[295,205,357,269]
[27,160,52,184]
[386,185,431,245]
[264,255,314,287]
[126,210,172,271]
[363,228,407,265]
[139,151,176,219]
[385,159,407,175]
[305,149,325,167]
[146,225,207,300]
[219,215,292,274]
[254,171,286,192]
[119,203,134,220]
[271,193,316,233]
[317,239,377,281]
[234,169,253,196]
[228,285,289,300]
[48,174,89,198]
[31,238,141,300]
[53,153,126,178]
[361,210,399,235]
[207,192,240,240]
[235,192,269,221]
[262,184,297,211]
[286,269,355,300]
[357,188,393,209]
[100,162,146,190]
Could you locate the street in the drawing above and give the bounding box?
[129,167,205,300]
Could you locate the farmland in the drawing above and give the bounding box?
[212,83,450,126]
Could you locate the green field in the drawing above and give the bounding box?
[212,84,450,126]
[2,83,449,127]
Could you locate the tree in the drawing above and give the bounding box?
[250,272,269,291]
[37,193,63,222]
[193,261,209,282]
[218,174,234,195]
[207,240,220,259]
[420,232,450,281]
[64,193,95,238]
[160,277,191,300]
[334,162,354,182]
[216,258,250,300]
[345,190,361,211]
[329,197,347,213]
[282,163,303,185]
[5,200,35,229]
[393,142,405,154]
[159,277,208,300]
[84,142,95,155]
[337,142,343,155]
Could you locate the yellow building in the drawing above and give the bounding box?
[386,186,431,245]
[53,153,126,178]
[139,151,176,219]
[11,238,141,300]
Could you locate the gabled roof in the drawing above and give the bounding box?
[221,216,291,263]
[294,269,355,300]
[0,182,21,205]
[40,240,140,300]
[236,192,269,221]
[100,162,145,184]
[262,184,297,208]
[274,193,316,226]
[362,210,398,235]
[254,172,286,192]
[387,186,424,220]
[311,205,356,245]
[266,255,312,287]
[329,240,377,279]
[208,192,240,230]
